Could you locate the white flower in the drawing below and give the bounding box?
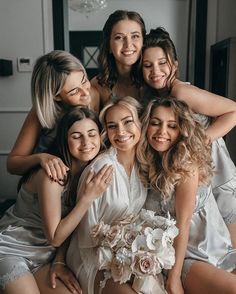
[132,235,148,253]
[139,209,156,224]
[164,225,179,242]
[91,209,179,285]
[115,247,132,265]
[157,245,176,269]
[146,228,165,251]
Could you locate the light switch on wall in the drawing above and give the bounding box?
[17,57,33,72]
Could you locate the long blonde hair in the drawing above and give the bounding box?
[137,97,213,200]
[31,50,87,129]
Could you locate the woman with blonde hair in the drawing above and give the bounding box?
[7,50,99,183]
[66,96,147,294]
[137,97,236,294]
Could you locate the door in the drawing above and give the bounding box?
[70,31,103,80]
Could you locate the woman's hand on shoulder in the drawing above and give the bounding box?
[40,153,69,183]
[50,262,82,293]
[79,164,113,203]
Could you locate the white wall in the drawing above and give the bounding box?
[0,0,53,200]
[69,0,190,80]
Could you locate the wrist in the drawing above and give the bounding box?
[79,193,94,206]
[52,261,66,266]
[168,267,181,279]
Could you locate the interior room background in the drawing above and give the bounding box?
[0,0,236,202]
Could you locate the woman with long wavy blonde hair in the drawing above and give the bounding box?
[137,97,236,294]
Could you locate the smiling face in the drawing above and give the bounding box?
[67,118,100,163]
[142,47,175,90]
[105,105,141,153]
[109,19,143,69]
[57,71,91,106]
[147,106,180,154]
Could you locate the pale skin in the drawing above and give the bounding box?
[143,46,236,248]
[2,118,113,294]
[91,19,143,109]
[142,46,236,142]
[147,106,236,294]
[45,105,142,293]
[7,70,98,182]
[93,104,141,293]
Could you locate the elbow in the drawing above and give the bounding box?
[48,237,63,247]
[233,111,236,126]
[47,230,66,247]
[6,157,15,174]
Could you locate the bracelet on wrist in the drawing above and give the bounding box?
[52,261,66,266]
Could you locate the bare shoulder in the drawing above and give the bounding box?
[171,79,208,109]
[90,76,111,108]
[90,85,100,114]
[35,168,64,193]
[171,79,195,95]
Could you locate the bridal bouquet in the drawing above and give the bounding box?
[91,209,179,294]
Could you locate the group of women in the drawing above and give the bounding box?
[1,9,236,294]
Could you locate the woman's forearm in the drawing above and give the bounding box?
[206,111,236,141]
[7,153,41,175]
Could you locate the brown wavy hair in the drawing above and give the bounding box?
[97,10,146,90]
[136,97,213,200]
[141,27,178,95]
[18,106,102,207]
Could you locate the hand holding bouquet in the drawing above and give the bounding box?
[91,209,179,293]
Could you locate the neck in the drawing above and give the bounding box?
[116,63,132,78]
